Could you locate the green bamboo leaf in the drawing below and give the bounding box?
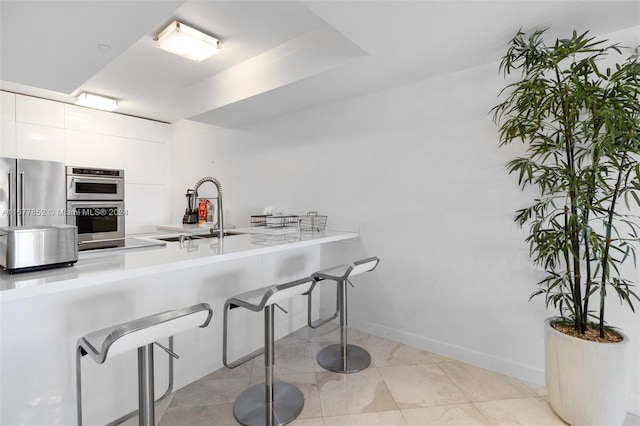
[493,27,640,332]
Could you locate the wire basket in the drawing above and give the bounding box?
[251,214,299,228]
[299,211,327,232]
[250,226,299,246]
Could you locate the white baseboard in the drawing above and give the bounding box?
[629,393,640,416]
[321,308,545,385]
[325,309,640,416]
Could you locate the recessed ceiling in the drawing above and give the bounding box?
[1,1,638,127]
[0,1,186,94]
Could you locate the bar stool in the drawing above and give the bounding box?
[76,303,213,426]
[223,277,315,426]
[307,257,379,373]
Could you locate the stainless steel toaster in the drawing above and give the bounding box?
[0,225,78,272]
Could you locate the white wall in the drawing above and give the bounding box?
[0,92,172,234]
[171,59,640,414]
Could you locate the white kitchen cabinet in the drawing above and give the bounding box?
[16,122,65,162]
[2,93,172,240]
[0,92,16,121]
[0,120,17,157]
[65,104,123,136]
[15,94,64,128]
[65,129,124,169]
[122,115,169,143]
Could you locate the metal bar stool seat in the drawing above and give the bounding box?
[224,277,315,426]
[307,257,379,373]
[76,303,213,426]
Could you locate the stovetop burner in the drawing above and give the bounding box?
[78,238,165,252]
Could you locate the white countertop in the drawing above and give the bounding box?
[0,229,358,302]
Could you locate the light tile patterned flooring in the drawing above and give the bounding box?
[127,324,640,426]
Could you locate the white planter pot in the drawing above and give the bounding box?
[545,317,630,426]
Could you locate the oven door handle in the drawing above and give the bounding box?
[70,176,123,184]
[66,176,124,201]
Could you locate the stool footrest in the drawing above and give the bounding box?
[306,278,340,330]
[225,346,265,369]
[308,312,338,329]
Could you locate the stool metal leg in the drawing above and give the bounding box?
[138,344,155,426]
[316,279,371,373]
[233,305,304,426]
[265,304,275,421]
[76,347,85,426]
[340,278,348,360]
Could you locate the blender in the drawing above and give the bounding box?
[182,189,199,224]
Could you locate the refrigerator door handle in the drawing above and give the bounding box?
[8,170,14,226]
[19,171,25,226]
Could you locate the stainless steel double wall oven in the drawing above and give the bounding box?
[66,167,125,250]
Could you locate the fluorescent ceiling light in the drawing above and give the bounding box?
[75,93,119,111]
[155,21,221,62]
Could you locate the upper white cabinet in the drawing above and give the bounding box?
[16,95,64,128]
[1,92,17,157]
[0,120,17,157]
[65,104,123,136]
[123,116,168,143]
[2,92,172,231]
[1,92,16,121]
[16,123,65,162]
[65,130,124,169]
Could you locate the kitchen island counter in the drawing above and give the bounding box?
[0,228,359,426]
[0,229,358,301]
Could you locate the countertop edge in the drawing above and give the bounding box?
[0,231,358,302]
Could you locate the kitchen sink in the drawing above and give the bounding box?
[155,231,245,242]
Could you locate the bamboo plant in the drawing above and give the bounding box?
[492,28,640,338]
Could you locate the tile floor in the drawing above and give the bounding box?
[127,324,640,426]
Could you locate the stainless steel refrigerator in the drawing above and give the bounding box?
[0,157,66,227]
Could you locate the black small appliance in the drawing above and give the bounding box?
[182,189,198,224]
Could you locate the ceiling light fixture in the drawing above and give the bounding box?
[75,93,119,111]
[155,21,221,62]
